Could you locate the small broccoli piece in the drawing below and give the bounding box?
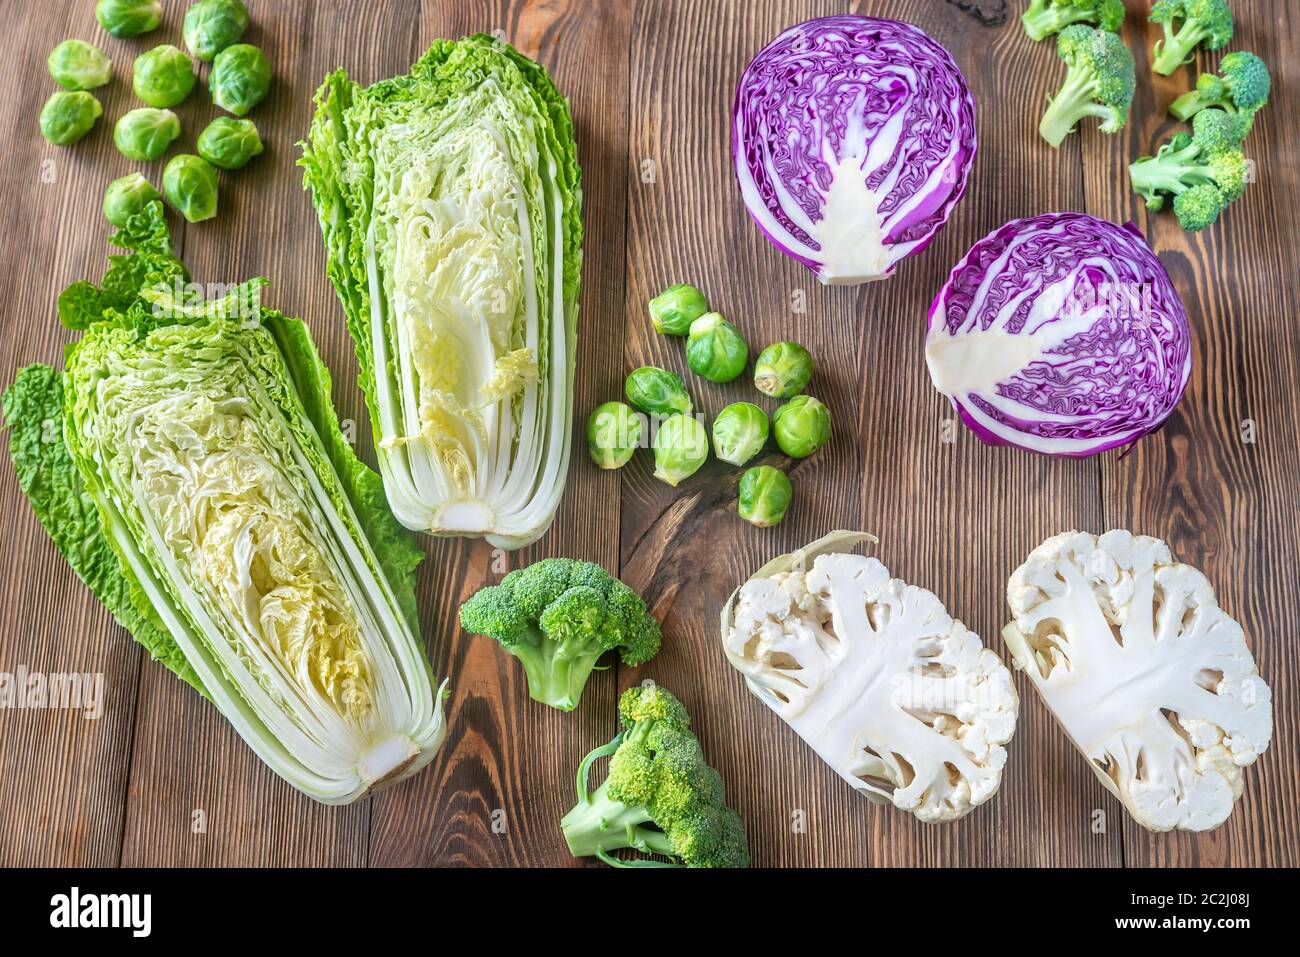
[561,685,750,868]
[1150,0,1233,76]
[1039,25,1136,148]
[1129,108,1249,230]
[1021,0,1125,42]
[459,560,662,711]
[1169,51,1269,121]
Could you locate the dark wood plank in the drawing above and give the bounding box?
[619,0,1116,867]
[1085,1,1300,867]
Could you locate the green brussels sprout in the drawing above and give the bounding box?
[133,45,197,109]
[652,413,708,487]
[711,402,769,467]
[197,116,263,169]
[48,40,112,91]
[737,466,792,528]
[773,394,831,458]
[39,91,102,146]
[162,154,218,223]
[648,282,709,336]
[754,340,814,399]
[625,366,692,415]
[686,311,748,383]
[210,43,271,116]
[103,174,162,228]
[183,0,250,61]
[586,401,643,470]
[114,108,180,162]
[96,0,162,38]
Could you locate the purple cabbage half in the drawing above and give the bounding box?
[925,213,1192,457]
[732,15,976,286]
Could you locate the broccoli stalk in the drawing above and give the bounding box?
[561,685,750,868]
[1039,25,1136,148]
[1129,108,1249,231]
[1150,0,1234,76]
[1021,0,1125,43]
[560,731,679,865]
[459,558,662,712]
[1169,51,1269,121]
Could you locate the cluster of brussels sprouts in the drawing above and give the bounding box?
[40,1,268,228]
[585,283,832,529]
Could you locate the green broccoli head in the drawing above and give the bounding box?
[1192,105,1247,153]
[458,584,528,645]
[539,585,620,654]
[1021,0,1126,42]
[1172,182,1228,231]
[562,685,750,868]
[1039,25,1135,147]
[1151,0,1233,76]
[1129,109,1250,230]
[459,560,663,711]
[1170,51,1269,120]
[503,557,575,619]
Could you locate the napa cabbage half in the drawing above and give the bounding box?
[301,35,582,549]
[4,204,445,804]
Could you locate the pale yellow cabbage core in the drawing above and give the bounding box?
[132,393,373,723]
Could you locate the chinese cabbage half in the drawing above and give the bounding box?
[3,205,446,805]
[301,36,583,549]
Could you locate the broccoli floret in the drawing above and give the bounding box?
[1129,108,1250,230]
[1039,25,1136,148]
[1021,0,1125,42]
[1151,0,1233,76]
[1170,51,1269,120]
[459,560,662,711]
[560,685,750,868]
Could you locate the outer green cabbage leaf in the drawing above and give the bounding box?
[5,203,445,804]
[4,364,205,695]
[301,35,582,549]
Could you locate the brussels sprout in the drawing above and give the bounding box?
[652,413,708,487]
[737,466,792,528]
[114,108,180,162]
[648,282,709,336]
[96,0,162,38]
[711,402,769,467]
[586,401,643,470]
[210,43,271,116]
[773,394,831,458]
[197,116,263,169]
[39,91,102,146]
[162,154,218,223]
[183,0,250,61]
[754,340,814,399]
[48,40,111,91]
[686,311,748,383]
[103,174,162,228]
[133,45,197,109]
[625,366,692,415]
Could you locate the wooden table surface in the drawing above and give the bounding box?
[0,0,1295,868]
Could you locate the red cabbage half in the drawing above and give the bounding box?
[732,15,976,286]
[925,213,1192,457]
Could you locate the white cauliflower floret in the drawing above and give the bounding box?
[1003,530,1272,833]
[725,549,1018,823]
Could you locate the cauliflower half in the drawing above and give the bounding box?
[1004,530,1272,832]
[723,533,1018,823]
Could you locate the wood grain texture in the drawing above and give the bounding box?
[0,0,1294,868]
